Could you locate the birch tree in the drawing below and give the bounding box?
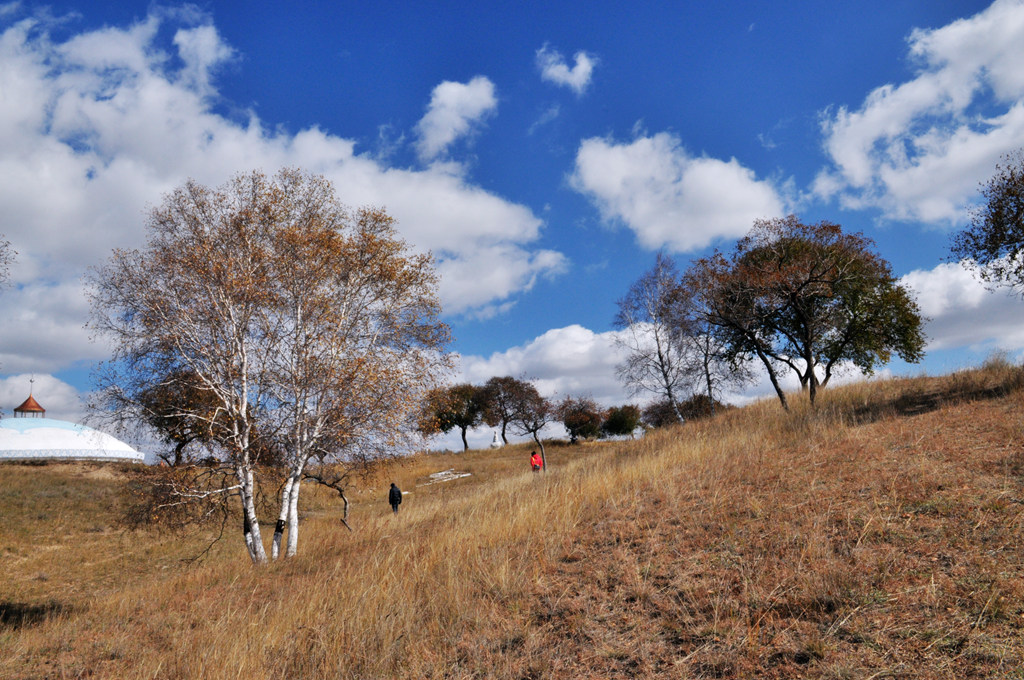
[613,253,690,423]
[0,234,15,370]
[90,169,449,563]
[669,265,754,415]
[265,192,449,558]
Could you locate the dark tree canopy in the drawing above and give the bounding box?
[419,383,484,451]
[479,376,532,445]
[136,369,220,466]
[690,216,925,408]
[508,382,552,471]
[602,404,641,438]
[641,399,681,430]
[951,149,1024,296]
[556,396,603,444]
[0,234,13,289]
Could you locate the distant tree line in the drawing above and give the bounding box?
[417,376,725,457]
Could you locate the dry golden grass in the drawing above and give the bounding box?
[2,360,1024,678]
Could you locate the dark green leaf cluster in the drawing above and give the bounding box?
[602,404,641,437]
[556,396,603,444]
[689,216,926,407]
[951,149,1024,295]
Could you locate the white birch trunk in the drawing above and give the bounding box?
[271,475,296,560]
[240,467,267,564]
[285,477,301,558]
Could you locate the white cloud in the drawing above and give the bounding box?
[901,260,1024,351]
[536,45,597,95]
[436,245,566,317]
[414,76,497,162]
[0,8,562,375]
[816,0,1024,224]
[172,24,236,97]
[458,324,630,406]
[0,280,107,374]
[528,104,560,135]
[570,132,785,252]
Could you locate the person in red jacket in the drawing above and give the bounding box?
[530,450,543,472]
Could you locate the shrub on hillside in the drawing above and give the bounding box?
[643,394,728,428]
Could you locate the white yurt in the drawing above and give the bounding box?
[0,393,145,463]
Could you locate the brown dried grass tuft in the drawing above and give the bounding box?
[2,360,1024,678]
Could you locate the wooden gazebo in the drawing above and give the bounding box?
[14,394,45,418]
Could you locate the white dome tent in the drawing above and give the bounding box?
[0,393,144,463]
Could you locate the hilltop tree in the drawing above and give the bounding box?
[951,149,1024,296]
[420,383,485,451]
[641,399,680,430]
[90,169,449,563]
[557,395,603,444]
[602,404,641,438]
[664,270,754,416]
[135,369,220,466]
[509,382,553,471]
[690,216,925,408]
[613,253,689,423]
[479,376,532,445]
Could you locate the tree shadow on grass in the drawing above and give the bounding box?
[853,378,1022,424]
[0,601,76,630]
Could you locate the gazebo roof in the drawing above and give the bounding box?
[14,395,45,415]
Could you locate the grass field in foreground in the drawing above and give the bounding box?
[1,358,1023,678]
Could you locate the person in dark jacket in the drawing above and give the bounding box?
[389,482,402,514]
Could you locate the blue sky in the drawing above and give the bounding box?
[0,0,1022,447]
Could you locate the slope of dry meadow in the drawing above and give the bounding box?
[2,359,1023,678]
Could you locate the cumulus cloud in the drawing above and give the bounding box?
[172,23,236,97]
[815,0,1024,224]
[901,261,1024,351]
[414,76,497,162]
[459,324,630,405]
[0,8,562,377]
[536,44,597,95]
[570,132,785,252]
[0,280,108,373]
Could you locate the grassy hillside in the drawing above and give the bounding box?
[2,359,1023,679]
